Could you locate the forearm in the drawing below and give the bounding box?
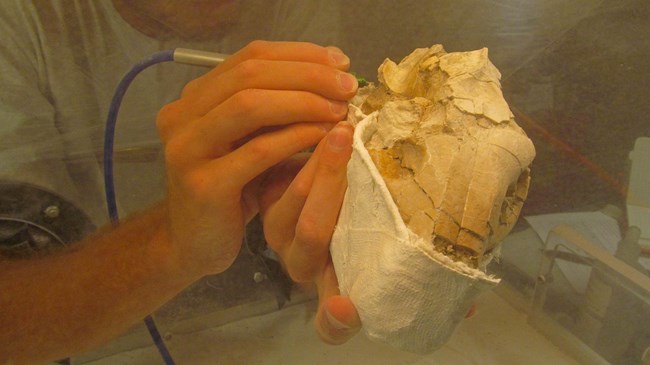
[0,201,195,365]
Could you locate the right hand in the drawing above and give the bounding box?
[155,41,358,280]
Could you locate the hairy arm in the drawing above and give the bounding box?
[0,202,194,365]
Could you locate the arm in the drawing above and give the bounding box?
[0,203,187,364]
[0,40,358,364]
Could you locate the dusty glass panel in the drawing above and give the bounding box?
[0,1,648,364]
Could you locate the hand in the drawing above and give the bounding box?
[257,122,362,344]
[156,41,358,279]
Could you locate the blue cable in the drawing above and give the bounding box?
[103,49,176,365]
[104,49,174,224]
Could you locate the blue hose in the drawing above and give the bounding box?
[104,50,174,224]
[103,49,176,365]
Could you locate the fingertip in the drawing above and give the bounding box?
[325,45,345,54]
[328,100,349,117]
[336,72,359,94]
[316,296,361,345]
[326,296,359,325]
[326,46,350,70]
[326,122,354,153]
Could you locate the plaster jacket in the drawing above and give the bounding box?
[331,45,535,353]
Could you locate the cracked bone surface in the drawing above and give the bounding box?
[355,45,536,267]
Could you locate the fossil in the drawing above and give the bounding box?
[331,45,535,353]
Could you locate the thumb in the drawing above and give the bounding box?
[314,263,361,344]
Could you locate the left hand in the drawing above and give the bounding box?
[257,122,361,344]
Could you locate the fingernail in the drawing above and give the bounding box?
[337,73,358,93]
[327,122,352,152]
[328,48,350,67]
[329,101,348,115]
[325,309,352,331]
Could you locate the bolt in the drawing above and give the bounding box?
[253,272,265,283]
[43,205,60,219]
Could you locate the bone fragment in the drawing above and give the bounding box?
[357,45,536,266]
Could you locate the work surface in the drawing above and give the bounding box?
[79,290,580,365]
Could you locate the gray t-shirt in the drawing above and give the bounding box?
[0,0,342,225]
[0,0,601,226]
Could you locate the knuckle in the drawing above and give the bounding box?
[300,94,336,121]
[182,170,209,197]
[156,106,173,134]
[301,66,324,86]
[247,136,272,157]
[289,178,311,202]
[180,77,200,97]
[320,158,345,177]
[315,151,347,179]
[288,124,321,146]
[156,102,182,139]
[230,88,263,112]
[244,40,272,58]
[234,59,263,80]
[176,165,234,202]
[287,268,310,283]
[162,135,188,168]
[295,217,331,252]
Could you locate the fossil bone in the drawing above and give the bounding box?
[353,45,535,266]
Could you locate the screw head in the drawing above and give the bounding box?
[43,205,60,219]
[253,272,265,283]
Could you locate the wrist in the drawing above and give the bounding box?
[153,200,207,285]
